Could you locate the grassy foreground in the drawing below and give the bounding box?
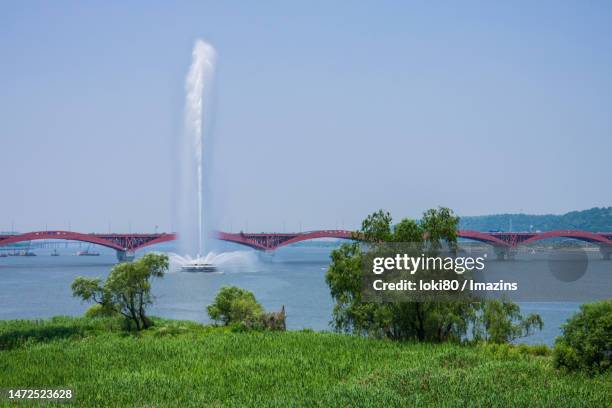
[0,317,610,407]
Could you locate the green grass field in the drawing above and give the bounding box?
[0,317,610,407]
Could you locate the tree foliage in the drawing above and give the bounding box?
[84,303,119,319]
[207,286,264,326]
[473,299,543,343]
[207,286,286,331]
[326,208,543,343]
[553,300,612,373]
[460,206,612,232]
[71,253,169,330]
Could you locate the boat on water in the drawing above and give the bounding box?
[51,249,60,256]
[0,253,7,257]
[76,244,100,256]
[181,262,217,272]
[76,250,100,256]
[21,251,36,256]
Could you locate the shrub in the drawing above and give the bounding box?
[207,286,263,326]
[474,299,543,344]
[258,306,286,331]
[207,286,286,331]
[553,300,612,373]
[84,304,119,319]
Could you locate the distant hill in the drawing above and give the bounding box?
[459,207,612,232]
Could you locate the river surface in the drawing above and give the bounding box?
[0,242,600,346]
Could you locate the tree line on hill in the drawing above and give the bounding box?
[459,207,612,232]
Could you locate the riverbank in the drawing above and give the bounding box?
[0,317,609,407]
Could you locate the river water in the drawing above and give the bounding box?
[0,242,595,346]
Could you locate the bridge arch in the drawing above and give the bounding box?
[457,230,511,247]
[0,231,124,251]
[215,230,355,251]
[519,230,612,246]
[214,232,269,251]
[273,230,355,249]
[0,231,177,256]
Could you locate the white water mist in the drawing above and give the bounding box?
[167,251,260,274]
[177,40,216,257]
[173,40,256,272]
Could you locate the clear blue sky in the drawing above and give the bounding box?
[1,1,611,233]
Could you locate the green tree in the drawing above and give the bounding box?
[207,286,264,326]
[553,300,611,373]
[71,253,168,330]
[473,299,543,343]
[361,210,394,243]
[393,218,424,243]
[326,208,542,343]
[421,207,459,251]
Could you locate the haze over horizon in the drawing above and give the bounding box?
[2,2,611,233]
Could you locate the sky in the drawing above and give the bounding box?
[1,1,611,233]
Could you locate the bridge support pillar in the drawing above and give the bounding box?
[507,248,517,260]
[116,250,135,262]
[600,245,612,260]
[494,246,516,261]
[494,246,505,260]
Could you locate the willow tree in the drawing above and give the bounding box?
[72,253,169,330]
[326,207,541,342]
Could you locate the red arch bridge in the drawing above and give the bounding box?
[1,230,611,261]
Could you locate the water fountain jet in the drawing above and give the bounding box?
[176,39,218,272]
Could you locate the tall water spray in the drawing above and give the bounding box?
[171,40,258,272]
[177,40,216,258]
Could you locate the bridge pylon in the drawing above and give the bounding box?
[494,246,516,261]
[116,250,135,262]
[600,245,612,261]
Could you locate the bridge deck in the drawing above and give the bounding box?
[1,230,611,253]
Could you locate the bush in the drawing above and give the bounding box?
[207,286,264,326]
[553,300,612,373]
[474,299,543,344]
[207,286,286,331]
[258,307,286,331]
[84,304,119,319]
